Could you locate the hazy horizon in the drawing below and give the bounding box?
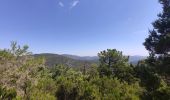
[34,52,148,57]
[0,0,162,56]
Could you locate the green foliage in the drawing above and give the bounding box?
[35,77,56,94]
[152,86,170,100]
[86,64,99,79]
[144,0,170,55]
[30,90,56,100]
[143,0,170,79]
[34,53,96,68]
[142,1,170,98]
[98,49,136,83]
[135,61,160,91]
[142,3,170,98]
[98,49,129,69]
[1,41,169,100]
[91,77,143,100]
[54,66,100,100]
[0,86,17,100]
[10,41,31,57]
[135,60,170,99]
[0,50,14,62]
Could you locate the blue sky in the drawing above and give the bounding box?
[0,0,162,56]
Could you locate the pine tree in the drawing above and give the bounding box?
[144,0,170,56]
[144,0,170,83]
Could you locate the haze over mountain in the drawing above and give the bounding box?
[34,53,147,67]
[129,55,147,65]
[62,54,146,62]
[61,54,99,61]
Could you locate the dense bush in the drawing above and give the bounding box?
[0,43,145,100]
[0,85,17,100]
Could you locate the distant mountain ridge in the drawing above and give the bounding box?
[34,53,147,67]
[61,54,99,61]
[62,54,146,62]
[34,53,97,68]
[129,56,147,65]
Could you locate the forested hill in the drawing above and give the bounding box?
[63,54,147,63]
[61,54,99,61]
[34,53,98,68]
[35,53,146,67]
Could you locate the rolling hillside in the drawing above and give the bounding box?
[35,53,146,67]
[34,53,97,68]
